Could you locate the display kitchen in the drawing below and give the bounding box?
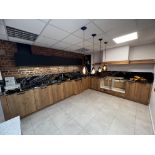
[0,19,155,135]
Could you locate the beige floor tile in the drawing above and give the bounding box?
[59,119,83,135]
[21,89,153,135]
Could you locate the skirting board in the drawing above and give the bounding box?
[149,105,155,135]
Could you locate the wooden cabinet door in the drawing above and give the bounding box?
[134,83,151,105]
[82,77,87,90]
[125,81,135,100]
[64,81,69,98]
[87,77,91,89]
[51,84,58,103]
[3,90,37,119]
[68,81,74,96]
[24,90,37,115]
[57,83,64,101]
[73,80,78,95]
[91,77,100,91]
[34,86,52,110]
[125,81,151,105]
[0,96,12,120]
[77,80,83,93]
[5,94,22,118]
[64,81,74,98]
[73,80,82,95]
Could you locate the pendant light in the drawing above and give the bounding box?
[81,26,88,75]
[103,41,108,71]
[91,33,96,75]
[98,38,103,72]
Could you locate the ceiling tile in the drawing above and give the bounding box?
[50,19,90,33]
[0,24,6,35]
[38,19,50,23]
[8,37,33,45]
[41,24,69,41]
[136,19,155,30]
[5,19,46,34]
[62,35,81,44]
[52,41,71,50]
[35,36,58,46]
[73,22,103,40]
[0,34,7,40]
[137,26,155,43]
[94,19,136,32]
[106,22,137,38]
[65,44,81,51]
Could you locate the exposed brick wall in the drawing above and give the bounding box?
[0,40,82,78]
[31,45,83,59]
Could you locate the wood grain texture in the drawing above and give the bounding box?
[130,59,155,64]
[0,96,12,120]
[33,86,52,110]
[1,90,37,120]
[125,81,152,105]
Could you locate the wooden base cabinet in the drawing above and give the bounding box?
[1,90,37,120]
[91,77,100,91]
[57,83,65,101]
[50,83,65,103]
[33,86,53,110]
[73,79,83,95]
[64,81,74,98]
[125,81,152,105]
[82,77,91,90]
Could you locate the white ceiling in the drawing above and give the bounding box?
[0,19,155,54]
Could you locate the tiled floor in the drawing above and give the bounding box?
[21,89,154,135]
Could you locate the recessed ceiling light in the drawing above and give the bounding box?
[113,32,138,44]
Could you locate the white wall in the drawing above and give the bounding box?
[130,43,155,60]
[107,64,154,72]
[149,65,155,133]
[102,45,129,61]
[100,43,155,72]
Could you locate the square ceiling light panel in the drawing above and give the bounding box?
[113,32,138,44]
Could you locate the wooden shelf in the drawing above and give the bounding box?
[93,59,155,65]
[94,60,129,65]
[129,59,155,64]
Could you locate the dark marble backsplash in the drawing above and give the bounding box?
[1,71,154,94]
[16,71,83,90]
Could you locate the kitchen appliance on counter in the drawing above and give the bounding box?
[4,77,21,93]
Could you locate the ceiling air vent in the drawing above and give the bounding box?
[6,26,38,41]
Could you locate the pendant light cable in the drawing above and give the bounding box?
[103,41,108,71]
[91,34,96,74]
[81,26,87,75]
[98,38,103,72]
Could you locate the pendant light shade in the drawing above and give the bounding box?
[98,38,103,73]
[102,64,107,71]
[91,66,96,74]
[82,66,87,75]
[103,41,108,71]
[91,33,96,75]
[81,26,88,75]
